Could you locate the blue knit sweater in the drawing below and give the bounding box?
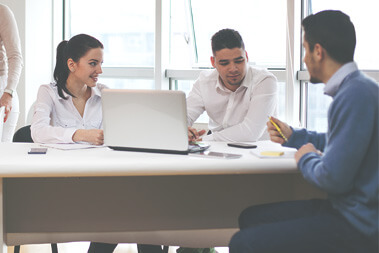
[285,70,378,241]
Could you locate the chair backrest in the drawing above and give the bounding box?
[26,101,36,125]
[13,125,34,143]
[0,106,4,141]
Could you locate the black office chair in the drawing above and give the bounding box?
[12,125,58,253]
[12,125,33,143]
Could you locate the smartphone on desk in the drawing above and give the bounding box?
[190,151,242,159]
[28,148,48,154]
[227,143,257,149]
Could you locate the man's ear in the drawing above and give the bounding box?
[67,58,76,72]
[210,56,216,68]
[313,43,324,61]
[245,51,249,62]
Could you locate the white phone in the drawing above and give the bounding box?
[190,151,242,159]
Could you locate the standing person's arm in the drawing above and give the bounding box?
[0,5,23,121]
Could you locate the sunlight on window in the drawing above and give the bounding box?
[310,0,379,69]
[67,0,155,67]
[191,0,287,68]
[170,0,286,68]
[305,0,379,131]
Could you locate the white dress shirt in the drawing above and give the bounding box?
[187,66,277,142]
[31,83,107,144]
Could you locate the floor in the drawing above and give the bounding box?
[7,243,229,253]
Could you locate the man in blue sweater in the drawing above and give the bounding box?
[229,10,378,253]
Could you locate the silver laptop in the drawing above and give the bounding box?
[101,89,209,154]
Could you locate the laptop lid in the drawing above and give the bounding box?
[102,89,190,154]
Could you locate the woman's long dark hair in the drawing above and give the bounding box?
[53,34,104,99]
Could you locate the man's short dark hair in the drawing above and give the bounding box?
[211,28,245,55]
[302,10,356,64]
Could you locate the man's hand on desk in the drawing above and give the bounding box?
[295,143,320,163]
[188,127,206,142]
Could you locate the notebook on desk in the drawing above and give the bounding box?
[101,89,209,154]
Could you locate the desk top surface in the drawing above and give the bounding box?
[0,141,297,177]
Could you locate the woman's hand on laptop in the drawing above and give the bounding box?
[72,129,104,145]
[188,127,206,142]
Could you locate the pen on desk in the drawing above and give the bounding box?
[268,116,288,142]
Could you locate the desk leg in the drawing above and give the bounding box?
[0,178,7,253]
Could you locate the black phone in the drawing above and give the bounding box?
[28,148,48,154]
[227,143,257,149]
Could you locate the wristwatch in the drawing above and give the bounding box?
[4,88,14,97]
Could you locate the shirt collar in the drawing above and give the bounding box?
[92,85,102,97]
[56,83,102,100]
[324,62,358,97]
[215,66,251,92]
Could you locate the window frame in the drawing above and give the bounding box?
[299,0,379,129]
[56,0,379,128]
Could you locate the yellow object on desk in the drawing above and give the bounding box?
[260,151,284,156]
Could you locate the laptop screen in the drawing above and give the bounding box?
[101,89,190,154]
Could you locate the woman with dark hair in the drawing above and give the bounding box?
[31,33,106,145]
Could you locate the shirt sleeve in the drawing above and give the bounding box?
[284,127,326,151]
[297,87,376,194]
[0,5,23,91]
[204,75,278,142]
[31,85,77,144]
[186,78,206,127]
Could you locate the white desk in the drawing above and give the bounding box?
[0,141,325,252]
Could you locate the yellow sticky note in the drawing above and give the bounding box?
[260,151,284,156]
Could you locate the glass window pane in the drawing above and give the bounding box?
[169,1,195,68]
[67,0,155,67]
[310,0,379,70]
[190,0,287,68]
[305,0,378,132]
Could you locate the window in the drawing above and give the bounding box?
[191,0,287,68]
[169,0,288,123]
[170,0,287,68]
[61,0,378,129]
[66,0,155,88]
[303,0,379,131]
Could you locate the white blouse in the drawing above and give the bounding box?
[31,83,108,144]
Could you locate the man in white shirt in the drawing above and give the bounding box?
[187,29,278,142]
